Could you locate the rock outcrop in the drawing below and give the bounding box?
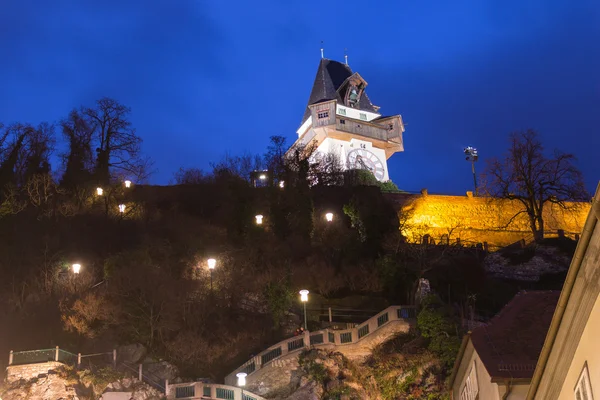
[484,244,573,281]
[0,364,164,400]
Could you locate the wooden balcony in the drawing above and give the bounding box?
[335,118,402,146]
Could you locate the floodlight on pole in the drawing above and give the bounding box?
[255,215,263,225]
[463,146,479,195]
[299,290,309,330]
[325,212,334,222]
[72,263,81,274]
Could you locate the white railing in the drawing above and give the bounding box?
[167,382,266,400]
[224,305,416,385]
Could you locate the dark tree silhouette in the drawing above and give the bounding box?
[264,135,286,182]
[19,122,55,184]
[61,110,94,188]
[483,129,588,241]
[83,97,142,184]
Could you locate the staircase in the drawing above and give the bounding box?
[224,305,416,387]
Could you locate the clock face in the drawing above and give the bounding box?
[346,148,385,181]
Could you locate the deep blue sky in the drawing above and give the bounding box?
[1,0,599,194]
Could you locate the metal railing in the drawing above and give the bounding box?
[8,347,115,369]
[167,382,266,400]
[224,305,416,386]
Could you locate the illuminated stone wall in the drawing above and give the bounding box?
[385,191,590,249]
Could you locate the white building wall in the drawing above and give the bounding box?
[453,340,502,400]
[314,137,389,181]
[556,289,600,400]
[336,105,380,122]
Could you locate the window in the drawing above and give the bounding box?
[317,111,329,119]
[338,107,346,115]
[576,363,594,400]
[339,119,345,125]
[460,361,479,400]
[359,113,367,120]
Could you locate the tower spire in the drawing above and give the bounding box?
[320,41,324,59]
[344,48,348,65]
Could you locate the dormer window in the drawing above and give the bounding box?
[318,111,329,119]
[360,113,367,121]
[338,108,346,116]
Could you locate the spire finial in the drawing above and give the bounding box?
[344,48,348,65]
[320,41,324,59]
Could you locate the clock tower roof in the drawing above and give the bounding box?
[301,58,378,125]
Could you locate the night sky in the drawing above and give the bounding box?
[1,0,599,194]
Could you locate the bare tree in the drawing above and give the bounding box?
[83,97,143,183]
[211,152,262,181]
[483,129,588,241]
[173,167,207,185]
[60,109,94,188]
[264,135,286,181]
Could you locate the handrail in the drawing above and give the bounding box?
[224,305,416,385]
[167,382,266,400]
[121,361,166,392]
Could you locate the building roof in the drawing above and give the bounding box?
[470,290,560,380]
[301,58,378,124]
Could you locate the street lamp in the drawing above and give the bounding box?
[259,174,267,180]
[299,290,309,331]
[255,215,263,225]
[124,180,132,188]
[325,212,334,222]
[464,146,479,195]
[236,372,247,398]
[279,181,285,189]
[96,187,103,196]
[118,204,126,213]
[207,258,216,291]
[72,263,81,274]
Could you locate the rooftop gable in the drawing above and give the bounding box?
[301,59,378,124]
[470,290,560,380]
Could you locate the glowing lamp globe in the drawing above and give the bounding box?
[72,263,81,274]
[325,212,334,222]
[255,215,263,225]
[299,289,309,302]
[96,187,103,196]
[279,181,285,188]
[236,372,247,386]
[124,180,132,188]
[207,258,216,270]
[118,204,126,213]
[259,174,266,180]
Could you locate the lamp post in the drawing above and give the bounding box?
[118,204,126,213]
[325,212,333,222]
[236,372,247,399]
[299,290,309,331]
[96,187,103,196]
[255,215,263,225]
[72,263,81,274]
[207,258,216,291]
[464,146,479,195]
[124,180,132,188]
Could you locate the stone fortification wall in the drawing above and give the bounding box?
[386,191,590,249]
[6,361,64,383]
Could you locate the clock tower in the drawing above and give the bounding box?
[288,58,405,182]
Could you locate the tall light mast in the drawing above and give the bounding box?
[464,146,479,195]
